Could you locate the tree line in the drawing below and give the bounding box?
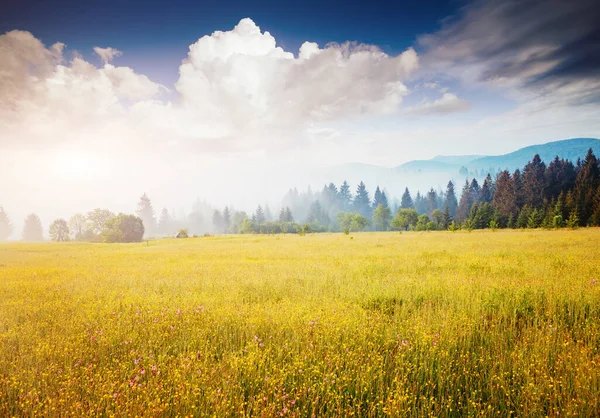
[1,149,599,241]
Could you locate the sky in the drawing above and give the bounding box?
[1,0,600,231]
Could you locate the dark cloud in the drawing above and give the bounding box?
[419,0,600,103]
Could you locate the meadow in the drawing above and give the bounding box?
[0,230,599,417]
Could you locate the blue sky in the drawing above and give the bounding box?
[0,0,599,225]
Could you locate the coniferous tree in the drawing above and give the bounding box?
[372,186,383,209]
[264,205,273,222]
[442,204,452,229]
[573,149,599,225]
[470,178,480,203]
[444,181,458,218]
[493,170,517,226]
[158,207,171,235]
[0,206,13,241]
[338,181,352,211]
[254,205,266,225]
[136,193,156,235]
[212,210,224,233]
[426,188,438,215]
[49,219,70,242]
[223,206,231,233]
[456,179,474,222]
[522,154,547,209]
[22,213,43,241]
[480,174,494,203]
[400,188,414,209]
[414,192,426,214]
[353,182,371,219]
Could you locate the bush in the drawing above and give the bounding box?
[101,214,145,243]
[176,228,189,238]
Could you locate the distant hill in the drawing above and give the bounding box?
[395,138,600,174]
[468,138,600,171]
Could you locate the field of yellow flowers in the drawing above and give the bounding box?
[1,229,599,417]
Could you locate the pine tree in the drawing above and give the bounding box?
[285,207,294,222]
[444,181,458,218]
[442,204,452,230]
[456,179,474,222]
[522,154,547,209]
[470,178,480,203]
[158,208,171,235]
[212,210,224,233]
[573,149,599,225]
[22,213,43,241]
[372,186,383,209]
[0,206,13,241]
[479,174,494,203]
[492,170,516,226]
[353,182,371,219]
[400,188,414,209]
[136,193,156,236]
[426,188,438,214]
[338,181,352,211]
[414,192,426,214]
[223,206,231,233]
[254,205,265,225]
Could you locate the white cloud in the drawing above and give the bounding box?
[408,93,471,115]
[93,46,122,64]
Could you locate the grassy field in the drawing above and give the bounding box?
[1,230,599,417]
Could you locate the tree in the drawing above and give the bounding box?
[49,219,70,242]
[353,182,371,219]
[231,211,248,233]
[442,204,452,229]
[470,178,480,203]
[391,208,418,231]
[22,213,43,241]
[492,170,517,226]
[431,209,443,229]
[573,149,599,225]
[372,204,392,231]
[426,188,438,215]
[223,207,231,233]
[69,213,86,240]
[102,214,144,242]
[372,186,388,209]
[337,212,369,232]
[522,154,547,209]
[0,207,13,241]
[338,181,353,211]
[479,174,494,203]
[400,188,414,209]
[158,208,171,235]
[456,179,474,223]
[212,210,224,233]
[136,193,156,236]
[254,205,265,225]
[444,181,458,218]
[414,192,426,214]
[278,206,294,223]
[87,209,114,235]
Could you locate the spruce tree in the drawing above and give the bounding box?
[338,181,352,211]
[22,213,43,241]
[456,179,474,222]
[254,205,265,225]
[353,182,371,219]
[444,181,458,218]
[573,149,599,225]
[400,188,414,209]
[522,154,547,209]
[136,193,156,235]
[223,207,231,233]
[158,208,171,235]
[479,174,494,203]
[0,206,13,241]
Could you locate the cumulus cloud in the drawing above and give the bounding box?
[93,46,123,63]
[419,0,600,104]
[407,93,471,115]
[0,18,420,154]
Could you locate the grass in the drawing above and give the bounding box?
[0,229,599,417]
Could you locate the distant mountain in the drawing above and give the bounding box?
[468,138,600,171]
[395,138,600,174]
[310,138,600,200]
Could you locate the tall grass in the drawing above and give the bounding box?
[0,230,599,416]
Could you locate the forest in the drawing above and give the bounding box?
[1,149,599,242]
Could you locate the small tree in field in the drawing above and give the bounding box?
[22,214,43,241]
[102,214,145,243]
[49,219,70,242]
[372,204,392,231]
